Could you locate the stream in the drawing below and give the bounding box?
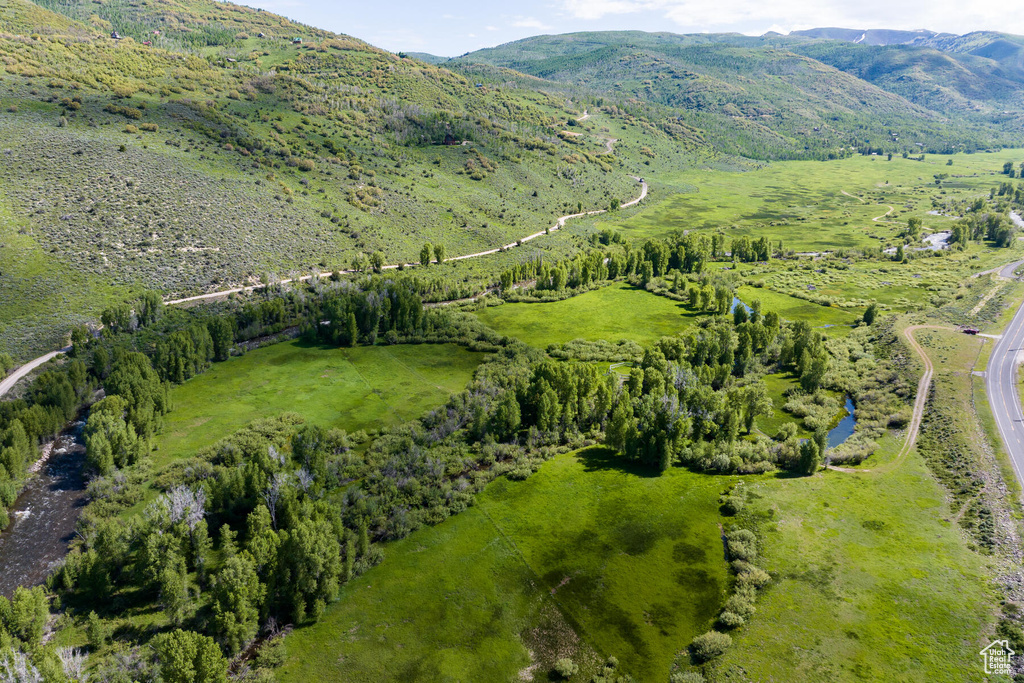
[731,297,753,315]
[0,422,88,598]
[827,398,857,449]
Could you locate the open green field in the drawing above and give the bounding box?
[608,151,1021,251]
[714,448,998,681]
[152,340,482,466]
[278,448,730,682]
[476,283,697,348]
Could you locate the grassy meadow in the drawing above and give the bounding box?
[476,283,698,348]
[152,340,482,466]
[279,448,730,682]
[705,323,1007,682]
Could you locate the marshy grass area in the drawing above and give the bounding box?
[608,151,1021,251]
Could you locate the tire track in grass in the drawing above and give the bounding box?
[829,324,950,474]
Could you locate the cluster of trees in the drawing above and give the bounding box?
[1001,161,1024,178]
[84,351,171,475]
[307,281,425,347]
[729,236,773,263]
[419,242,446,266]
[604,313,780,471]
[950,209,1016,249]
[1,583,229,682]
[495,231,779,302]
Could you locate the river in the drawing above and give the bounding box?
[0,422,88,598]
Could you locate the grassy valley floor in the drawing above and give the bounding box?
[153,340,482,467]
[278,448,731,682]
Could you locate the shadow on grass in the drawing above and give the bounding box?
[576,445,662,478]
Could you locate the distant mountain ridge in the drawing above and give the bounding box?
[788,27,955,46]
[788,27,1024,72]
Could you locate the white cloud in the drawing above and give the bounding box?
[511,16,554,30]
[485,25,499,31]
[560,0,652,21]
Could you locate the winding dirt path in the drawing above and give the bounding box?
[842,189,898,224]
[829,324,950,474]
[873,205,896,222]
[167,175,648,304]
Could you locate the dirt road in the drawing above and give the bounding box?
[167,175,648,301]
[0,347,71,399]
[872,205,895,222]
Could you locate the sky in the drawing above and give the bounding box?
[245,0,1024,56]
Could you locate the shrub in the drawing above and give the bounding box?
[123,125,138,134]
[717,610,745,629]
[105,103,141,119]
[297,158,315,172]
[725,528,757,561]
[670,674,706,683]
[140,123,158,132]
[733,562,771,589]
[723,593,755,618]
[689,630,732,662]
[553,657,578,679]
[720,494,745,516]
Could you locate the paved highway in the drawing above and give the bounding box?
[986,259,1024,487]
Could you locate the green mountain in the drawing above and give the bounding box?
[776,29,1024,119]
[0,0,655,357]
[790,27,1024,72]
[452,30,1020,160]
